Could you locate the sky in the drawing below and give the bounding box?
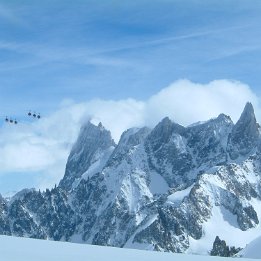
[1,0,261,194]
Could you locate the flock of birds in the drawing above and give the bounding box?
[5,111,41,125]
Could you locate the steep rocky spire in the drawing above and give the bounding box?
[228,102,260,159]
[236,102,256,126]
[59,121,115,190]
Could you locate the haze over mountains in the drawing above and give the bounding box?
[1,102,261,257]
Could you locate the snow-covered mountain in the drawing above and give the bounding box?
[1,102,261,258]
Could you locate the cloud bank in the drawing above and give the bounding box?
[0,79,259,193]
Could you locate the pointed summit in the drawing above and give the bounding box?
[234,102,258,134]
[238,102,256,123]
[216,113,233,123]
[244,101,254,112]
[98,122,105,130]
[59,121,115,190]
[228,102,260,159]
[149,117,185,143]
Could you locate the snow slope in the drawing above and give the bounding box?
[240,235,261,259]
[0,235,255,261]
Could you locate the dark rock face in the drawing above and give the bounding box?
[186,113,233,167]
[0,195,11,235]
[59,121,115,191]
[145,117,193,187]
[134,216,189,253]
[6,188,76,240]
[211,236,230,257]
[228,102,260,159]
[211,236,242,257]
[1,103,261,255]
[145,113,234,188]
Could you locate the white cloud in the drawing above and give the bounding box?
[0,79,259,193]
[144,79,260,127]
[82,79,260,138]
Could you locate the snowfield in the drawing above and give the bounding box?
[0,235,256,261]
[239,235,261,259]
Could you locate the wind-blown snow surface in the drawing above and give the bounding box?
[0,235,254,261]
[239,235,261,259]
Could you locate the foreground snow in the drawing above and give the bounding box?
[240,235,261,259]
[0,235,255,261]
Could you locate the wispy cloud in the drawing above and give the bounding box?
[0,22,255,73]
[206,45,260,63]
[92,24,255,55]
[0,40,134,72]
[0,3,29,28]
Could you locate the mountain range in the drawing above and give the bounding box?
[1,102,261,257]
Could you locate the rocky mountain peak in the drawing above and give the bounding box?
[228,102,260,159]
[148,117,185,145]
[59,121,115,190]
[216,113,233,124]
[98,122,105,130]
[107,127,151,166]
[236,102,256,126]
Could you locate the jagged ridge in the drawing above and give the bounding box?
[1,102,261,256]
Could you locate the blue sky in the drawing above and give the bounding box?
[1,0,261,116]
[1,1,261,194]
